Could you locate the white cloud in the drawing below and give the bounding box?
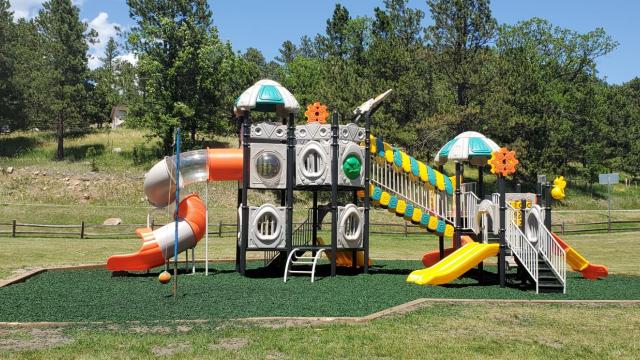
[9,0,45,20]
[116,53,137,66]
[86,12,122,69]
[9,0,83,20]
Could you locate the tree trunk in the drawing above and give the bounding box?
[457,82,466,107]
[56,112,64,160]
[163,127,174,156]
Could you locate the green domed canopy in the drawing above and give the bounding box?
[234,79,299,117]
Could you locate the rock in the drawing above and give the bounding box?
[72,180,81,186]
[112,147,122,154]
[7,167,13,174]
[41,172,47,176]
[33,171,40,176]
[82,193,90,200]
[63,177,70,182]
[103,218,122,226]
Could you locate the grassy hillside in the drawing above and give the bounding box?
[1,128,639,230]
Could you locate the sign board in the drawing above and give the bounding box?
[537,175,547,184]
[598,173,619,185]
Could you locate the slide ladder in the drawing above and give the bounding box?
[284,248,326,283]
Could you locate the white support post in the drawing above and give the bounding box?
[205,181,209,276]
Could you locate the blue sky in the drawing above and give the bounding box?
[9,0,639,84]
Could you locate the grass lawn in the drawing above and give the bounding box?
[0,303,637,359]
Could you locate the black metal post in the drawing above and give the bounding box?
[240,113,250,275]
[235,186,241,271]
[498,175,506,288]
[363,112,371,274]
[536,181,542,206]
[478,166,484,199]
[544,182,552,229]
[330,111,339,277]
[312,190,318,247]
[520,198,526,232]
[286,113,295,261]
[235,117,242,272]
[438,165,445,259]
[454,162,462,249]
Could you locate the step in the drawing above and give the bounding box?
[296,256,314,260]
[288,270,313,274]
[538,283,564,293]
[538,274,560,282]
[292,261,314,265]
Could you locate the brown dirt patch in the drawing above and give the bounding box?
[0,328,71,351]
[150,342,191,356]
[208,337,249,351]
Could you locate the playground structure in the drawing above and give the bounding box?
[106,79,607,294]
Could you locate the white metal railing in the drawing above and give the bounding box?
[527,207,566,292]
[459,190,480,233]
[505,203,539,292]
[370,159,452,222]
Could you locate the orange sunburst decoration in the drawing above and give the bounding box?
[488,147,519,177]
[304,102,329,123]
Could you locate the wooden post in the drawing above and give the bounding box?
[80,221,85,239]
[404,222,407,238]
[218,221,222,237]
[12,219,16,237]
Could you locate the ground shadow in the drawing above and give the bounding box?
[62,143,105,162]
[0,136,41,157]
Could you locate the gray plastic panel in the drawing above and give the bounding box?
[247,204,287,249]
[251,122,287,140]
[296,140,331,186]
[295,123,331,145]
[338,123,365,143]
[337,204,364,248]
[250,143,287,189]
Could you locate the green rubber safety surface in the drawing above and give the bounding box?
[0,261,638,323]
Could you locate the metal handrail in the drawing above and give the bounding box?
[460,190,480,233]
[527,207,566,292]
[370,159,452,223]
[506,203,539,293]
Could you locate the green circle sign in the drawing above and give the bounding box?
[342,154,362,180]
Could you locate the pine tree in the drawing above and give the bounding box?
[36,0,94,160]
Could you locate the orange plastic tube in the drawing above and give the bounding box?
[178,193,207,241]
[207,148,243,181]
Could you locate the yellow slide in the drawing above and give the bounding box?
[407,241,499,285]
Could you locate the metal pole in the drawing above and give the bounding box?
[330,111,339,277]
[240,114,250,275]
[363,111,371,273]
[438,165,445,259]
[608,183,612,233]
[544,182,552,229]
[173,127,181,298]
[498,175,506,288]
[454,162,462,249]
[286,113,295,267]
[478,166,484,199]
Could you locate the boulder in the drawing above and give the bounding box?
[103,218,122,226]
